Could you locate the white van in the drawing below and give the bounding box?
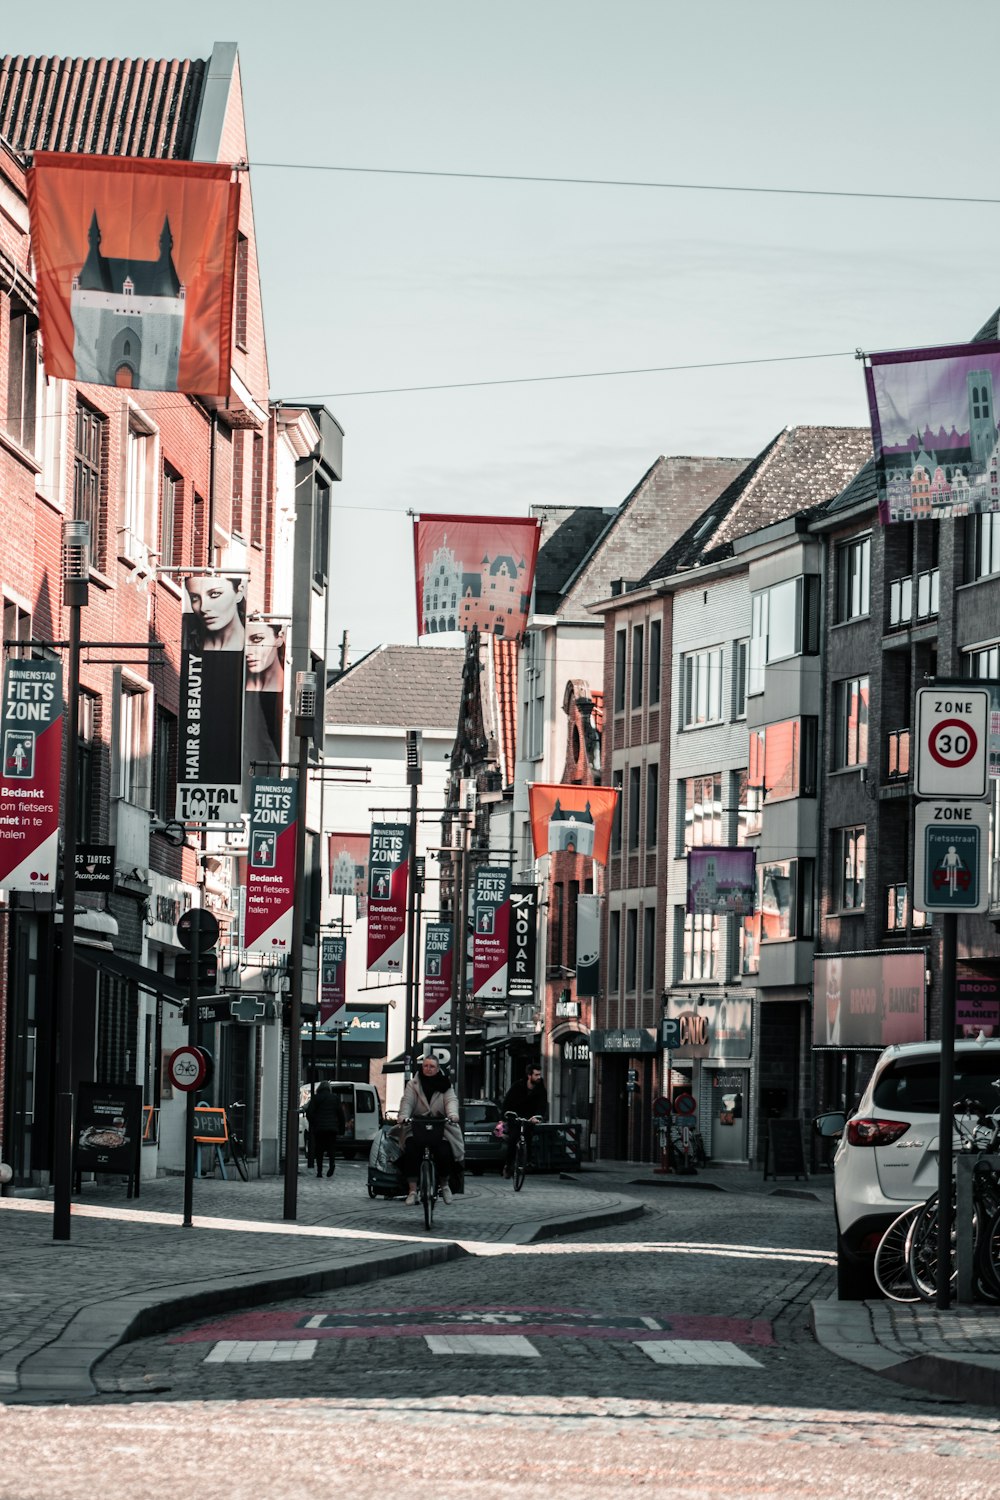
[300,1081,383,1159]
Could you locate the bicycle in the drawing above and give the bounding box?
[504,1113,535,1191]
[225,1101,250,1182]
[409,1116,447,1230]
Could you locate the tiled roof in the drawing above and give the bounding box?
[325,644,465,731]
[491,637,519,786]
[0,54,209,159]
[644,427,871,580]
[532,505,618,613]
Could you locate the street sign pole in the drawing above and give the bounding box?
[937,913,957,1310]
[182,914,200,1229]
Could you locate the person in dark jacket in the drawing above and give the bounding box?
[501,1064,548,1178]
[305,1081,347,1178]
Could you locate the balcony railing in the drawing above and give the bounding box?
[887,728,911,780]
[888,568,939,628]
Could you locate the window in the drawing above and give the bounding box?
[646,763,659,847]
[117,681,150,807]
[748,576,819,694]
[834,677,869,769]
[642,908,655,991]
[681,909,719,982]
[889,575,913,627]
[681,646,723,727]
[549,882,564,967]
[625,908,638,991]
[886,883,929,932]
[523,630,544,760]
[681,773,723,852]
[833,826,866,911]
[631,625,644,709]
[313,478,330,586]
[6,300,38,453]
[648,619,661,706]
[234,233,249,350]
[757,857,814,941]
[231,429,245,535]
[76,690,96,842]
[611,768,623,854]
[966,511,1000,581]
[733,638,749,718]
[963,642,1000,680]
[160,465,179,568]
[613,630,626,712]
[734,767,762,841]
[567,880,579,967]
[73,404,105,567]
[748,718,817,802]
[192,490,206,568]
[628,765,641,850]
[608,909,621,993]
[836,535,871,622]
[250,433,264,548]
[152,708,176,823]
[123,415,155,557]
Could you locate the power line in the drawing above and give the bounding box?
[249,160,1000,210]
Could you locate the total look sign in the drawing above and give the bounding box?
[472,865,512,1001]
[244,777,297,954]
[0,660,63,893]
[367,823,410,973]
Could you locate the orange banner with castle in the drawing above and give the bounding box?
[528,784,619,866]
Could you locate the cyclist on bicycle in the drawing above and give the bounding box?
[398,1055,463,1206]
[501,1064,548,1178]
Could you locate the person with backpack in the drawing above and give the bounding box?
[305,1081,347,1178]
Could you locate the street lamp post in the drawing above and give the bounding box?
[53,520,90,1242]
[283,669,317,1222]
[402,729,422,1078]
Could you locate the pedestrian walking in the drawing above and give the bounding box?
[305,1081,346,1178]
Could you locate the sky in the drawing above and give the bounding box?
[7,1,1000,658]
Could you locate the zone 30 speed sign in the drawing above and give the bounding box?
[915,688,989,799]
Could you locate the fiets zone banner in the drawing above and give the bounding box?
[423,923,454,1026]
[176,573,246,823]
[472,865,512,1002]
[413,514,541,640]
[0,660,63,893]
[528,783,620,866]
[244,777,297,955]
[27,153,239,397]
[367,822,410,973]
[865,340,1000,523]
[319,936,347,1026]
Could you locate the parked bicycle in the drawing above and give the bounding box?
[225,1101,250,1182]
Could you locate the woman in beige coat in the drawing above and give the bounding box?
[397,1055,464,1205]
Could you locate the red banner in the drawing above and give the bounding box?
[472,866,511,1002]
[0,660,63,893]
[413,514,540,639]
[244,778,297,955]
[328,831,369,915]
[528,783,619,866]
[27,152,239,397]
[366,823,410,973]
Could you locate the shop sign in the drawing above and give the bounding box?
[813,950,926,1048]
[589,1028,657,1054]
[663,994,752,1059]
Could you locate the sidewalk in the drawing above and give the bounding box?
[0,1162,644,1404]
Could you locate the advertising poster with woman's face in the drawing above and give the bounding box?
[176,573,247,823]
[244,619,286,776]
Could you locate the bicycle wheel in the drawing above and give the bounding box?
[874,1205,922,1302]
[229,1135,250,1182]
[906,1194,957,1300]
[513,1136,526,1192]
[419,1157,435,1231]
[976,1203,1000,1301]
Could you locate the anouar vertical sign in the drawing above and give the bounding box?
[472,865,511,1001]
[0,659,63,893]
[244,777,297,954]
[508,886,538,1001]
[367,822,409,973]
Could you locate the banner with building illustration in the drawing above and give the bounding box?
[244,777,297,955]
[576,893,600,997]
[528,783,619,866]
[508,885,538,1001]
[0,660,63,894]
[319,935,347,1026]
[175,572,246,823]
[423,923,454,1026]
[367,823,410,973]
[865,341,1000,523]
[328,831,369,915]
[26,153,239,397]
[472,865,512,1001]
[413,514,541,639]
[244,618,285,775]
[687,847,756,916]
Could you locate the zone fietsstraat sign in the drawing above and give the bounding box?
[915,688,990,800]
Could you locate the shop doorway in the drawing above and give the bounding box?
[710,1068,747,1162]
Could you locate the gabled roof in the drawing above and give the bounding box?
[532,505,619,613]
[555,455,750,614]
[325,644,465,731]
[0,53,210,159]
[643,427,871,580]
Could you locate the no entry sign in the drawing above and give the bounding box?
[915,688,989,799]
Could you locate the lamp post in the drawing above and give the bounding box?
[53,520,90,1242]
[283,669,317,1222]
[402,729,422,1076]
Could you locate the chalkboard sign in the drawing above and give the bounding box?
[75,1082,143,1183]
[763,1118,808,1181]
[193,1106,228,1144]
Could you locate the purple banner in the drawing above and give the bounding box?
[866,341,1000,523]
[687,847,755,916]
[320,936,347,1026]
[472,866,511,1002]
[366,823,409,973]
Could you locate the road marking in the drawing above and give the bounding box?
[424,1335,540,1357]
[636,1340,762,1367]
[205,1340,318,1364]
[640,1316,661,1330]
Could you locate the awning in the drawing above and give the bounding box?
[72,944,189,1005]
[382,1030,484,1073]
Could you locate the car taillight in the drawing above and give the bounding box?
[846,1117,910,1147]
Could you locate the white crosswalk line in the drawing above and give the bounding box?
[205,1340,318,1363]
[636,1340,762,1367]
[424,1334,540,1357]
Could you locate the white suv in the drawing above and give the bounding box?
[814,1038,1000,1299]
